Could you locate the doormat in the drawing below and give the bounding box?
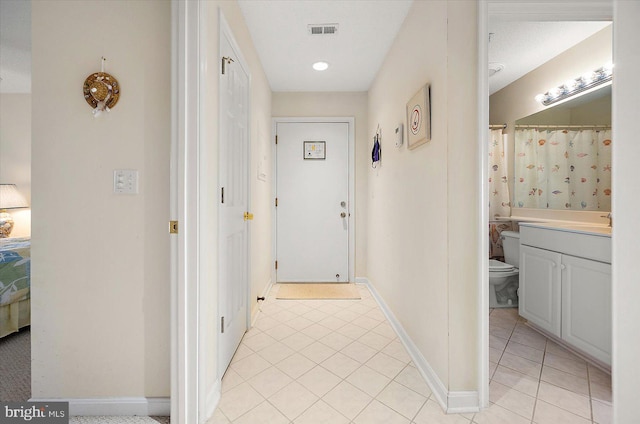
[276,283,361,300]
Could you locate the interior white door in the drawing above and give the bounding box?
[218,30,249,375]
[276,122,349,282]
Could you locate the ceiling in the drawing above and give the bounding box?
[0,0,31,93]
[237,0,413,92]
[0,1,611,96]
[488,20,611,94]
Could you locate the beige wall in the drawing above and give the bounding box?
[31,0,171,398]
[367,0,478,392]
[490,25,612,215]
[613,1,640,422]
[0,94,31,237]
[199,1,273,412]
[446,1,479,392]
[272,92,368,276]
[30,0,271,408]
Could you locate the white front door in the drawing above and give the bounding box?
[218,26,250,375]
[276,122,349,283]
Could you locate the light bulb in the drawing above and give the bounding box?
[564,79,576,91]
[535,93,546,103]
[581,72,595,85]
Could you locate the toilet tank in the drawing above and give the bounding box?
[501,231,520,267]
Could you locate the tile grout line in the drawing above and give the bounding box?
[586,363,595,424]
[529,337,548,424]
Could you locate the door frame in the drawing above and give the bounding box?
[171,0,200,422]
[217,10,252,377]
[477,0,614,409]
[272,118,355,284]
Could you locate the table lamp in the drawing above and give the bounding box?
[0,184,29,238]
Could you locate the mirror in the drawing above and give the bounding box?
[513,85,612,211]
[516,85,611,126]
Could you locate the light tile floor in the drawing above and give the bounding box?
[210,285,612,424]
[484,307,612,424]
[209,283,454,424]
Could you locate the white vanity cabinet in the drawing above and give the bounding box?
[519,245,562,337]
[561,255,611,365]
[519,223,612,366]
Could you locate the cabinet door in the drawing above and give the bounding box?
[519,245,562,337]
[562,255,612,365]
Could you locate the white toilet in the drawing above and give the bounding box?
[489,230,520,308]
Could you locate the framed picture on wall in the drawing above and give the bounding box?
[406,84,431,149]
[303,141,326,160]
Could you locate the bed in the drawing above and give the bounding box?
[0,237,30,338]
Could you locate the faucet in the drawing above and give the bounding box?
[601,212,612,227]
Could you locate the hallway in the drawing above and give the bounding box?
[209,284,613,424]
[209,284,456,424]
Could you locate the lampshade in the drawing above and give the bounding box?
[0,184,29,210]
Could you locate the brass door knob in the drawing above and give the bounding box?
[340,212,347,218]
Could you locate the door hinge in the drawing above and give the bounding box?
[275,260,278,270]
[275,135,278,145]
[275,198,278,207]
[221,187,225,204]
[221,56,234,75]
[244,212,254,221]
[221,316,225,333]
[169,221,178,234]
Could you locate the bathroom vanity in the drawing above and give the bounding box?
[518,222,612,367]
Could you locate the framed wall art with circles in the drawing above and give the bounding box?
[406,84,431,150]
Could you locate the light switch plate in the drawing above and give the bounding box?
[114,170,138,194]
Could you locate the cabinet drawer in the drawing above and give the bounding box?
[520,225,611,264]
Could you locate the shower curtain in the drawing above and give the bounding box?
[489,129,512,258]
[514,128,612,211]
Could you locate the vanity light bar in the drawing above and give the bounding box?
[535,63,613,106]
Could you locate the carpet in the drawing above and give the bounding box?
[0,328,168,423]
[0,327,30,402]
[276,283,361,300]
[70,417,168,423]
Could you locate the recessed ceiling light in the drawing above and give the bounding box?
[313,61,329,71]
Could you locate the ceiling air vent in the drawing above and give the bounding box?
[308,24,339,35]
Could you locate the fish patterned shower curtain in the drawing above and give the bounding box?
[489,129,512,258]
[514,128,612,211]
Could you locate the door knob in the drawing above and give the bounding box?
[340,212,346,218]
[340,201,346,207]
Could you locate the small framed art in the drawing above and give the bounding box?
[406,84,431,150]
[303,141,326,160]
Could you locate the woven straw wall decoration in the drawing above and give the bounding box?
[83,67,120,117]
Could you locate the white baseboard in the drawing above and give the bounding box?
[448,391,480,414]
[357,277,479,414]
[204,379,221,423]
[30,397,170,416]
